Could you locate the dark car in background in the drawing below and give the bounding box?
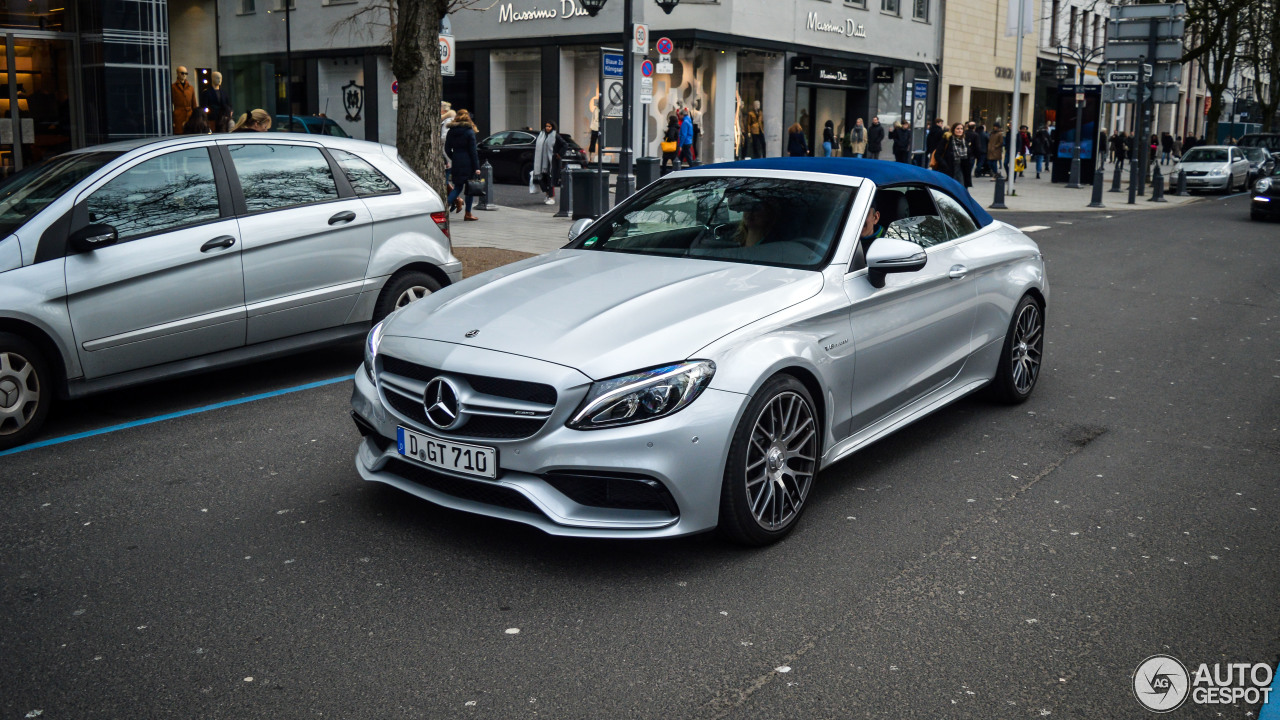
[1237,133,1280,154]
[273,115,351,138]
[1242,147,1275,185]
[1250,164,1280,221]
[477,130,588,183]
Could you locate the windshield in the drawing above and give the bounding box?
[0,152,120,238]
[569,176,857,270]
[1238,135,1280,152]
[1243,147,1269,162]
[1182,148,1228,163]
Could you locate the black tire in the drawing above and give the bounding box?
[718,375,820,546]
[373,270,441,323]
[989,295,1044,404]
[0,332,52,451]
[520,162,534,186]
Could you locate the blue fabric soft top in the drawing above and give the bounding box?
[698,157,995,228]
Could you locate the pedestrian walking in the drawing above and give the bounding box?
[987,124,1005,178]
[661,115,680,171]
[866,116,885,159]
[170,66,198,135]
[231,109,271,132]
[1031,126,1050,178]
[1114,131,1129,165]
[822,120,835,157]
[937,122,971,189]
[678,108,696,165]
[965,121,982,179]
[1096,130,1108,171]
[848,118,867,158]
[1015,125,1031,178]
[445,109,482,222]
[199,71,233,133]
[1172,135,1183,161]
[1148,134,1158,165]
[890,120,912,163]
[787,121,809,157]
[532,120,564,205]
[925,118,945,162]
[1161,132,1174,165]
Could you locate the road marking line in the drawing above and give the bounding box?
[0,375,352,458]
[1221,191,1250,199]
[1019,225,1051,232]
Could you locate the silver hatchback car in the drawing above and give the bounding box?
[0,134,460,449]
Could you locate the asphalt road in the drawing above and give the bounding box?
[2,195,1277,719]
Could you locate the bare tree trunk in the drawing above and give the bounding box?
[393,0,449,198]
[1246,0,1279,132]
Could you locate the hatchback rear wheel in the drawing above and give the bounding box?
[0,333,51,450]
[374,270,441,322]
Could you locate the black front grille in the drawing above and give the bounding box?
[543,471,679,515]
[380,356,557,405]
[1185,170,1208,177]
[385,459,542,515]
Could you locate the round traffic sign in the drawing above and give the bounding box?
[641,60,654,78]
[391,80,398,95]
[656,37,673,56]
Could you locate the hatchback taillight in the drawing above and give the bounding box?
[431,210,450,240]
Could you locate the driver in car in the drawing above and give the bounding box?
[727,192,781,247]
[860,197,885,248]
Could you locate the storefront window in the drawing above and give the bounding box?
[0,0,67,31]
[1,37,76,176]
[875,70,903,127]
[736,55,767,160]
[491,49,540,134]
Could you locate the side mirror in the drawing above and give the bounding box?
[866,237,927,289]
[568,217,592,242]
[69,223,119,253]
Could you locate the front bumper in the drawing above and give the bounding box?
[1184,174,1230,190]
[350,340,748,538]
[1251,194,1280,216]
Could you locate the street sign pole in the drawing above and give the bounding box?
[618,0,636,202]
[1009,0,1026,194]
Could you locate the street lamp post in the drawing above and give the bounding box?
[581,0,679,202]
[1057,44,1104,190]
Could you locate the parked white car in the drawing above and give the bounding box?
[1175,146,1251,192]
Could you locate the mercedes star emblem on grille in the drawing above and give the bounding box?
[423,377,464,430]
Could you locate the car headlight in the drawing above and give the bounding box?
[1256,177,1272,192]
[568,360,715,430]
[364,320,386,384]
[1209,167,1227,176]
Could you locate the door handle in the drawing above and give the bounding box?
[201,235,236,252]
[948,264,968,279]
[328,210,357,225]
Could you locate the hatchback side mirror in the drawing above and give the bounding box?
[568,218,592,242]
[69,223,119,253]
[866,237,927,288]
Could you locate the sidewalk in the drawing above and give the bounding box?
[973,166,1202,213]
[449,164,1204,256]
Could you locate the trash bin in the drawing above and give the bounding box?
[572,169,610,220]
[636,157,660,189]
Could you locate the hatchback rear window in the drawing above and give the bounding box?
[332,149,399,196]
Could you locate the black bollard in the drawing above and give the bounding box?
[1175,169,1188,197]
[554,168,573,218]
[1128,161,1138,205]
[477,161,498,211]
[1088,168,1106,208]
[1149,164,1167,202]
[989,174,1008,210]
[1109,161,1122,193]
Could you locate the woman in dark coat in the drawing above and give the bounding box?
[822,120,835,157]
[891,121,913,163]
[661,115,680,171]
[938,122,971,188]
[786,122,809,157]
[445,109,482,221]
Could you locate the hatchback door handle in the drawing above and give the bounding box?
[328,210,357,225]
[201,235,236,252]
[948,264,968,279]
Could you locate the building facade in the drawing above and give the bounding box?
[937,0,1038,132]
[446,0,944,163]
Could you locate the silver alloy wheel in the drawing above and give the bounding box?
[1010,303,1043,395]
[395,285,431,309]
[744,391,818,531]
[0,350,39,436]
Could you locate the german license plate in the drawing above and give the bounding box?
[397,427,497,479]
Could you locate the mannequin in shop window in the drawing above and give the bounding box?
[747,100,765,159]
[588,93,600,163]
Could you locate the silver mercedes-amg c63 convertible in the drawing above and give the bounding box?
[351,158,1047,545]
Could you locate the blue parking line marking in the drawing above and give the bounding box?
[1260,663,1280,720]
[0,375,352,458]
[1221,191,1250,199]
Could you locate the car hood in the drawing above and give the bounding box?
[1178,161,1230,171]
[384,249,824,380]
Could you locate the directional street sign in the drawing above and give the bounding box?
[1107,18,1184,40]
[1110,62,1178,84]
[1110,2,1185,20]
[1111,82,1132,90]
[603,52,625,79]
[1109,71,1137,83]
[1105,39,1183,62]
[1103,83,1180,104]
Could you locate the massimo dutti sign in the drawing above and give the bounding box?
[496,1,590,22]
